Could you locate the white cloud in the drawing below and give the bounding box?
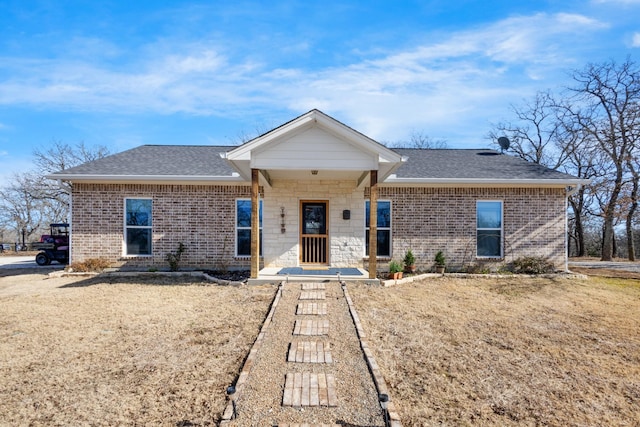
[633,32,640,47]
[592,0,640,4]
[0,12,611,144]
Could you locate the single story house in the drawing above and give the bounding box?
[49,109,586,279]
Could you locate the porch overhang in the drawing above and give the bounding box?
[222,109,406,182]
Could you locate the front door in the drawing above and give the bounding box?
[300,201,328,264]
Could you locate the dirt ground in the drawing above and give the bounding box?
[2,270,639,426]
[350,275,640,426]
[0,270,275,426]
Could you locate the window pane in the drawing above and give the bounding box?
[477,201,501,228]
[377,230,390,256]
[365,230,391,257]
[237,200,252,227]
[237,229,262,256]
[126,199,152,226]
[127,228,151,255]
[377,202,391,228]
[237,229,251,256]
[365,202,370,228]
[365,201,391,228]
[477,230,501,257]
[237,200,262,227]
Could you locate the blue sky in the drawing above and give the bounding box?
[1,0,639,181]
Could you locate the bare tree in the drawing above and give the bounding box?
[567,58,640,261]
[488,91,571,168]
[0,141,109,243]
[387,130,448,149]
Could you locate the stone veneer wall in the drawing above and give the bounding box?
[262,179,365,268]
[71,183,252,269]
[375,186,567,271]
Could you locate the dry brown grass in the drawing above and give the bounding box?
[350,276,640,427]
[0,273,275,426]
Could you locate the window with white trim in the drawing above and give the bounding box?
[125,198,152,256]
[236,199,262,257]
[365,200,391,257]
[476,201,503,258]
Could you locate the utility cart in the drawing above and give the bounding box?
[34,223,69,265]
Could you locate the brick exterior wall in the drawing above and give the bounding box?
[374,186,567,271]
[71,183,567,271]
[71,183,252,270]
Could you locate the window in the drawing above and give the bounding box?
[236,199,263,256]
[125,198,152,256]
[477,201,502,257]
[365,200,391,257]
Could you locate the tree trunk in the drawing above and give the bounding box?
[602,215,615,261]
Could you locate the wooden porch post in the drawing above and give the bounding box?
[250,168,260,279]
[369,170,378,279]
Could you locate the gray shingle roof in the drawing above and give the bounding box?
[51,144,579,182]
[391,148,578,181]
[55,145,236,176]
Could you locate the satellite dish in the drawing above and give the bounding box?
[498,136,510,152]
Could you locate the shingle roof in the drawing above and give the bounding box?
[51,144,579,183]
[391,148,578,181]
[55,145,236,176]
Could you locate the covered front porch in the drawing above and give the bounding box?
[247,266,379,285]
[223,110,405,280]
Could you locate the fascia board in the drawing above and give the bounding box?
[382,176,591,186]
[46,174,244,182]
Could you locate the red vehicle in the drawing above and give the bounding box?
[35,223,69,265]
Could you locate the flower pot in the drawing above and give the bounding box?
[388,271,403,280]
[404,265,416,274]
[435,265,445,274]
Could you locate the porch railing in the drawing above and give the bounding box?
[301,235,327,264]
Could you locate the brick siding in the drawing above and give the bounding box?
[71,183,252,270]
[374,186,566,270]
[71,183,567,271]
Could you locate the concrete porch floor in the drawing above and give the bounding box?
[248,267,380,285]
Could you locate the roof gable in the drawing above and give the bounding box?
[224,109,404,180]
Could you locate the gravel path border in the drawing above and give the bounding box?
[221,280,392,426]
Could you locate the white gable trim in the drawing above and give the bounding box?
[223,110,405,181]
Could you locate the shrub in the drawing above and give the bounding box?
[511,256,556,274]
[166,242,186,272]
[389,260,403,273]
[434,250,446,266]
[69,258,111,272]
[403,249,416,268]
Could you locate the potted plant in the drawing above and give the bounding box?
[403,249,416,273]
[434,251,446,274]
[388,260,403,280]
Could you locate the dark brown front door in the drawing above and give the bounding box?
[300,201,328,264]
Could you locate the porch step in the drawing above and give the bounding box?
[287,340,333,363]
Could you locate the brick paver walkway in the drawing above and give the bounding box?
[220,280,402,426]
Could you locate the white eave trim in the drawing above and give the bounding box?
[383,175,591,186]
[46,173,244,183]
